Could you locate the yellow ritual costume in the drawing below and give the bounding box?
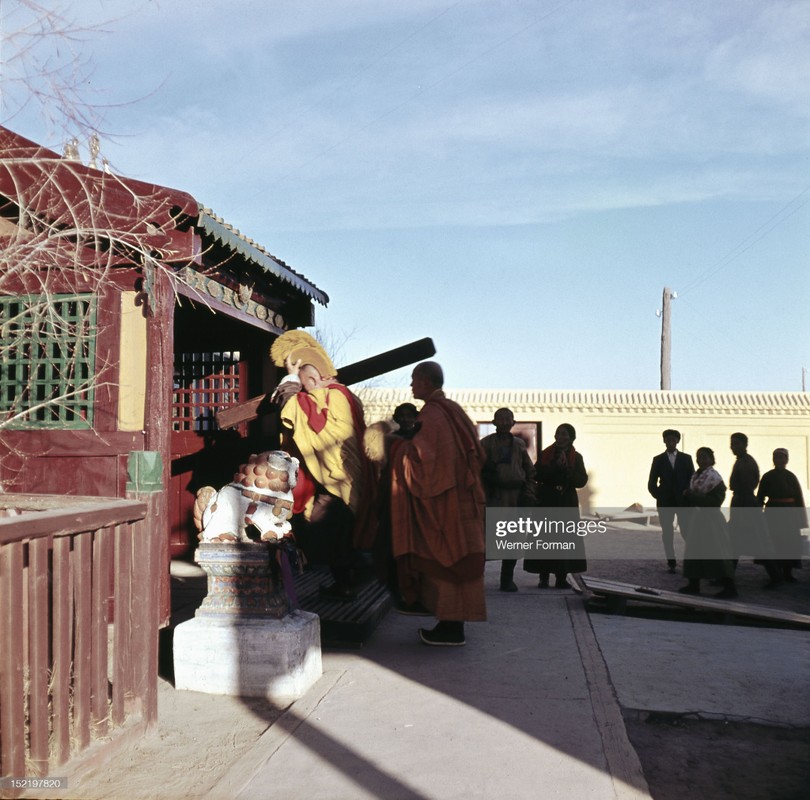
[269,330,376,552]
[279,384,365,516]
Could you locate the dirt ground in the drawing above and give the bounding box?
[583,543,810,800]
[61,542,809,800]
[625,715,810,800]
[62,683,277,800]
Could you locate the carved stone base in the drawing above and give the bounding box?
[173,611,322,704]
[194,541,289,618]
[173,544,322,703]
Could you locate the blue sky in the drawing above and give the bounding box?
[3,0,808,390]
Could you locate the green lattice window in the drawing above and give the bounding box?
[0,294,97,428]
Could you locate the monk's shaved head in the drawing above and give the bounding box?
[413,361,443,388]
[410,361,444,402]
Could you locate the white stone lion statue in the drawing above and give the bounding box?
[193,450,299,543]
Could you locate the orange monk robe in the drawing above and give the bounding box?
[279,383,376,549]
[390,389,487,621]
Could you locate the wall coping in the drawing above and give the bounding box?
[355,388,810,418]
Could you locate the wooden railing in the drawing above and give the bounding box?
[0,493,157,797]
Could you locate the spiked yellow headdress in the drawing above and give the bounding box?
[270,330,337,380]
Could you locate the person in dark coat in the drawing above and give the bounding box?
[757,448,807,583]
[679,447,737,598]
[523,423,587,589]
[648,429,695,573]
[480,407,535,592]
[729,432,782,588]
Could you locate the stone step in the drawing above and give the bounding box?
[293,566,393,647]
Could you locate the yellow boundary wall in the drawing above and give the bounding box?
[357,388,810,510]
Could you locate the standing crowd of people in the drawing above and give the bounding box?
[647,429,806,599]
[267,330,805,648]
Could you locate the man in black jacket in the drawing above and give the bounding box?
[648,429,695,573]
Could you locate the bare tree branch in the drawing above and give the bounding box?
[0,0,114,140]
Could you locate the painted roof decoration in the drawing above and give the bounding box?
[196,207,327,306]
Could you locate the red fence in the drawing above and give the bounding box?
[0,494,158,797]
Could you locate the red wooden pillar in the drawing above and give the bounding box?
[143,263,174,628]
[125,457,163,727]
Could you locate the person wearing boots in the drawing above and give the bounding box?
[480,408,535,592]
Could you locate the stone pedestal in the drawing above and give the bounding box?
[173,542,321,704]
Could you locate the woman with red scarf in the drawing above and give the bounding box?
[523,423,588,588]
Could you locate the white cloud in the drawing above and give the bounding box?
[16,0,808,235]
[704,1,810,109]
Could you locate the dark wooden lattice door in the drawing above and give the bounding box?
[169,351,248,557]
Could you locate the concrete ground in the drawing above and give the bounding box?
[204,584,650,800]
[590,615,809,727]
[198,559,809,800]
[61,551,810,800]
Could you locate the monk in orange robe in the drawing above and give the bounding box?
[389,361,486,646]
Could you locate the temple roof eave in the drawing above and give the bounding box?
[195,207,328,307]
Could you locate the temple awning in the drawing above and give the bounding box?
[196,207,328,306]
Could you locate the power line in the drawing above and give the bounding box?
[679,185,810,296]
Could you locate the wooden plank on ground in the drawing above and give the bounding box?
[568,572,595,600]
[581,576,810,628]
[566,598,651,800]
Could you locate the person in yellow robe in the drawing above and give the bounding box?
[270,331,375,600]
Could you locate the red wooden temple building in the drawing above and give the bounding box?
[0,125,328,623]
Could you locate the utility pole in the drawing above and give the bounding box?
[659,287,676,390]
